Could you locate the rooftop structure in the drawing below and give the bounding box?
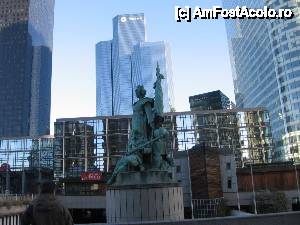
[189,90,231,111]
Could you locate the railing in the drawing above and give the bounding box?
[0,194,34,225]
[192,197,224,218]
[0,212,21,225]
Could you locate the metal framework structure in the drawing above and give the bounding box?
[0,108,273,194]
[54,108,273,180]
[0,136,53,194]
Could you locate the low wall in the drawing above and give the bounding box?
[0,205,27,216]
[57,195,106,209]
[117,211,300,225]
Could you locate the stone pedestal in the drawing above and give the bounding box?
[106,171,184,224]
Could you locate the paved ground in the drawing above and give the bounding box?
[76,211,300,225]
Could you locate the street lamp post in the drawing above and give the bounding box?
[5,141,10,195]
[294,161,300,201]
[250,159,257,214]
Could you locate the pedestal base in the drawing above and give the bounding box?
[106,171,184,224]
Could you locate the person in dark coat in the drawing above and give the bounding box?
[21,181,73,225]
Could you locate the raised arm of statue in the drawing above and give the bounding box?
[156,62,165,80]
[154,63,165,117]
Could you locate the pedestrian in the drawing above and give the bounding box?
[21,181,73,225]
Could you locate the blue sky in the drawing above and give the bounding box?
[51,0,234,132]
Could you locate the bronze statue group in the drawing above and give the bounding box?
[107,64,174,185]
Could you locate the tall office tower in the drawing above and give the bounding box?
[132,41,175,112]
[96,41,113,116]
[0,0,55,137]
[112,14,145,115]
[223,0,300,161]
[96,13,174,116]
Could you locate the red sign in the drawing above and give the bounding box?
[80,172,102,181]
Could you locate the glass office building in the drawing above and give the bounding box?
[112,14,145,115]
[96,41,113,116]
[96,13,174,116]
[0,136,54,194]
[0,109,272,194]
[132,41,175,111]
[54,108,273,185]
[223,0,300,161]
[96,14,145,116]
[0,0,55,137]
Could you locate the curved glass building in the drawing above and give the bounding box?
[96,13,174,116]
[132,41,175,111]
[112,14,146,115]
[223,0,300,161]
[0,0,55,137]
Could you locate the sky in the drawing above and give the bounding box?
[51,0,235,133]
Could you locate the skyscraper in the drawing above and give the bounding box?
[0,0,55,137]
[223,0,300,161]
[112,14,146,115]
[132,41,175,111]
[96,41,113,116]
[96,13,174,116]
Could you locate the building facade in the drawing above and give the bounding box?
[0,136,54,194]
[0,0,55,137]
[223,0,300,161]
[0,109,274,220]
[96,41,113,116]
[96,13,174,116]
[112,14,145,115]
[54,108,273,184]
[132,41,175,111]
[175,147,300,215]
[189,90,231,111]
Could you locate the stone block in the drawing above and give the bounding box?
[106,171,184,223]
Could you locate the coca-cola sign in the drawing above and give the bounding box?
[80,172,102,181]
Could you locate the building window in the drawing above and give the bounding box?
[176,165,181,173]
[226,162,231,170]
[227,177,232,189]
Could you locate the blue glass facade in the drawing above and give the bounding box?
[112,14,145,115]
[96,14,174,116]
[0,0,54,137]
[132,41,175,111]
[223,0,300,161]
[96,41,113,116]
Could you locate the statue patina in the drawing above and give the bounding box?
[107,64,173,185]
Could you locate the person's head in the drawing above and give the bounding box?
[40,181,56,194]
[135,85,146,99]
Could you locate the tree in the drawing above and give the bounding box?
[255,191,288,214]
